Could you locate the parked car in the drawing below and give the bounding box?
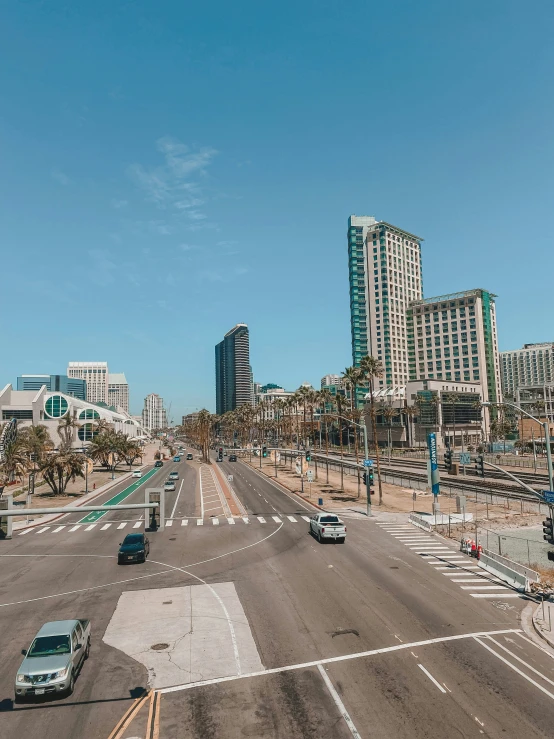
[118,533,150,564]
[132,469,142,478]
[15,619,91,702]
[228,454,237,462]
[154,460,163,468]
[173,455,181,462]
[164,480,176,492]
[309,513,346,543]
[186,453,193,460]
[169,471,179,480]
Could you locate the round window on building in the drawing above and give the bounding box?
[79,408,100,420]
[78,423,97,442]
[45,395,69,418]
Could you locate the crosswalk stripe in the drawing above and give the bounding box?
[461,585,508,590]
[301,516,310,522]
[287,516,297,522]
[18,529,33,536]
[100,524,111,530]
[36,527,50,534]
[272,516,282,523]
[181,519,188,526]
[117,523,127,530]
[166,520,173,527]
[242,516,250,524]
[227,517,235,525]
[52,526,65,533]
[197,519,203,526]
[69,525,81,532]
[471,593,522,598]
[85,524,96,531]
[450,578,494,583]
[212,518,219,525]
[257,516,266,523]
[133,521,142,529]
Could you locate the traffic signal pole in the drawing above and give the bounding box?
[361,422,371,518]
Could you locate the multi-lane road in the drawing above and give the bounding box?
[1,450,553,738]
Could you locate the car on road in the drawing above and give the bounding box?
[228,454,237,462]
[168,471,179,480]
[132,469,143,478]
[309,513,346,543]
[164,480,176,492]
[154,460,163,467]
[118,533,150,564]
[173,455,181,462]
[186,453,193,460]
[15,619,91,702]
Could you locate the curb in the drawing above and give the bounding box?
[531,600,554,650]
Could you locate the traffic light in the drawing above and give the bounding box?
[363,469,374,485]
[444,448,452,471]
[475,454,485,478]
[219,447,223,455]
[305,450,311,462]
[543,517,554,544]
[262,446,268,458]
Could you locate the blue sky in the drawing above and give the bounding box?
[1,1,553,417]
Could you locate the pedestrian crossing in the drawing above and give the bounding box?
[374,521,524,600]
[16,514,313,538]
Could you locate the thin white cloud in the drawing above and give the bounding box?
[51,168,71,186]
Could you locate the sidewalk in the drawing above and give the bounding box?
[533,599,554,649]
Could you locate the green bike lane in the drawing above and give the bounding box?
[78,467,160,523]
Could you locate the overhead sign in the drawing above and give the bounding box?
[459,452,470,465]
[427,433,440,498]
[363,459,373,467]
[542,491,554,504]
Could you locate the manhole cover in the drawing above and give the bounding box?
[150,643,170,651]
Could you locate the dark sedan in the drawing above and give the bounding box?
[228,454,237,462]
[118,533,150,564]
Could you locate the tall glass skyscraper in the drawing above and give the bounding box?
[215,324,252,415]
[348,216,424,390]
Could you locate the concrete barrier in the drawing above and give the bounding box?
[409,513,434,531]
[478,548,539,593]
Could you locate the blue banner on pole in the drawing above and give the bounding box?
[427,433,440,498]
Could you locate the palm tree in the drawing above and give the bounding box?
[404,405,418,449]
[318,389,334,484]
[58,410,79,451]
[359,355,384,505]
[0,443,30,484]
[39,451,85,495]
[18,424,53,463]
[443,393,459,450]
[335,392,345,490]
[380,404,399,463]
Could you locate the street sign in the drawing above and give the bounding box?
[459,452,470,465]
[363,459,373,467]
[427,433,440,497]
[307,470,314,483]
[542,491,554,504]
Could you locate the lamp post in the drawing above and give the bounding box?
[330,414,372,517]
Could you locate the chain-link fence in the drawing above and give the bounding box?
[479,527,551,569]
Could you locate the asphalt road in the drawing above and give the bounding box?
[1,452,553,738]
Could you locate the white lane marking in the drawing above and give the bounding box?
[287,516,297,522]
[204,505,223,513]
[418,664,447,693]
[36,527,50,534]
[52,526,65,533]
[69,525,81,532]
[170,480,184,519]
[101,523,112,530]
[409,547,452,551]
[242,516,250,524]
[450,578,496,583]
[243,463,316,512]
[257,516,266,523]
[272,516,282,523]
[181,519,188,526]
[133,521,141,529]
[212,518,220,525]
[203,495,220,501]
[166,520,173,527]
[18,529,33,536]
[471,593,522,598]
[317,664,361,738]
[117,523,127,530]
[301,516,310,522]
[85,524,96,531]
[159,629,521,695]
[199,468,205,520]
[0,523,288,609]
[197,519,204,526]
[227,517,235,525]
[486,636,554,688]
[474,637,554,701]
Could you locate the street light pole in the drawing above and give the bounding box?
[330,413,372,517]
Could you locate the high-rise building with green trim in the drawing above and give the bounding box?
[348,216,424,401]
